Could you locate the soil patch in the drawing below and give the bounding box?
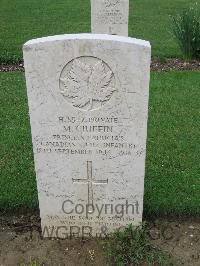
[0,63,24,72]
[151,58,200,71]
[0,59,200,73]
[0,212,199,265]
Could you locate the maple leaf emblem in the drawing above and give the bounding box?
[60,58,116,110]
[105,0,120,8]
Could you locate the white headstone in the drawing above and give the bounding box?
[91,0,129,36]
[23,34,151,238]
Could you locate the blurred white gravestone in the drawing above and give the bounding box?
[23,34,151,238]
[91,0,129,36]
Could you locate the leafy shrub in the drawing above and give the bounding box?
[103,223,173,266]
[172,4,200,60]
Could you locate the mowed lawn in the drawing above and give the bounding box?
[0,0,198,63]
[0,71,199,215]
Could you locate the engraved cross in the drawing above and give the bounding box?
[72,161,108,205]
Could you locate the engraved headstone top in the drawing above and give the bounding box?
[23,34,151,238]
[91,0,129,36]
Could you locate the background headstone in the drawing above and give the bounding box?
[24,34,151,238]
[91,0,129,36]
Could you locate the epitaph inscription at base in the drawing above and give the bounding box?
[24,34,151,237]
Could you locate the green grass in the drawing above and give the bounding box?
[21,258,42,266]
[145,71,200,216]
[0,73,37,208]
[0,71,199,215]
[104,223,173,265]
[0,0,198,63]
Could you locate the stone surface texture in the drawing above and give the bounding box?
[91,0,129,36]
[23,34,151,237]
